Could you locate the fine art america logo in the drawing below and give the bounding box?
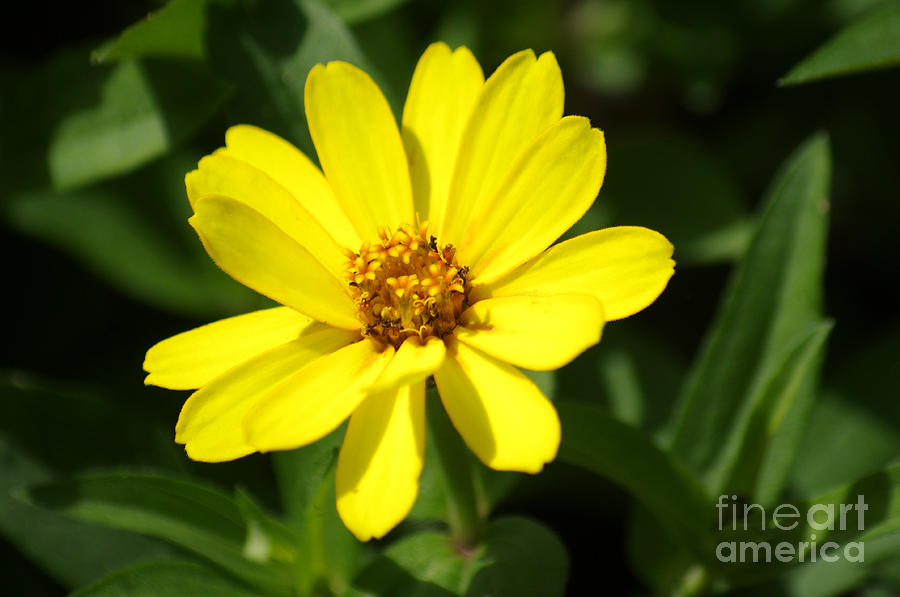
[715,494,867,563]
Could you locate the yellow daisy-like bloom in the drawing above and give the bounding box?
[144,43,674,541]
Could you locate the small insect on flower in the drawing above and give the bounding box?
[143,42,675,541]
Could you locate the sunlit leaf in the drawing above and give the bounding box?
[47,59,226,190]
[322,0,411,24]
[92,0,208,63]
[781,0,900,85]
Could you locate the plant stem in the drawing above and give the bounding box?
[426,385,483,548]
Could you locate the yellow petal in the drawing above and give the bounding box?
[144,307,314,390]
[243,339,394,452]
[473,226,675,321]
[186,150,346,276]
[189,196,358,329]
[336,382,425,541]
[401,42,483,225]
[175,325,358,462]
[433,340,560,473]
[456,294,604,371]
[222,124,360,249]
[459,117,607,284]
[369,335,445,394]
[305,61,414,240]
[439,50,563,248]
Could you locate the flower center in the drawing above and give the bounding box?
[343,223,470,349]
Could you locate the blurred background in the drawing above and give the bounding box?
[2,0,899,595]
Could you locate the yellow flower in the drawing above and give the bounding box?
[144,43,674,541]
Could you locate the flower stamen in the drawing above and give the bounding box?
[344,223,469,349]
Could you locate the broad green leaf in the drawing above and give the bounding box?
[92,0,208,63]
[464,518,568,597]
[556,401,713,558]
[781,0,900,85]
[4,182,260,317]
[347,531,477,596]
[322,0,411,24]
[21,473,295,595]
[669,133,830,492]
[0,48,111,195]
[70,561,260,597]
[0,378,181,588]
[289,0,399,114]
[48,59,227,190]
[829,325,900,427]
[272,426,359,596]
[0,438,178,589]
[586,131,751,264]
[207,0,380,156]
[716,320,834,505]
[791,390,900,498]
[346,517,567,597]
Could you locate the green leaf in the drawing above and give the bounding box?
[347,531,476,596]
[272,426,360,596]
[347,517,567,597]
[92,0,208,63]
[669,133,830,493]
[0,439,178,589]
[4,180,260,317]
[464,518,568,597]
[556,401,713,558]
[626,505,699,595]
[829,325,900,428]
[781,0,900,85]
[716,320,834,505]
[791,390,900,499]
[0,376,183,588]
[207,0,381,156]
[232,489,299,568]
[716,462,900,586]
[322,0,412,24]
[47,59,227,190]
[20,473,295,595]
[70,561,260,597]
